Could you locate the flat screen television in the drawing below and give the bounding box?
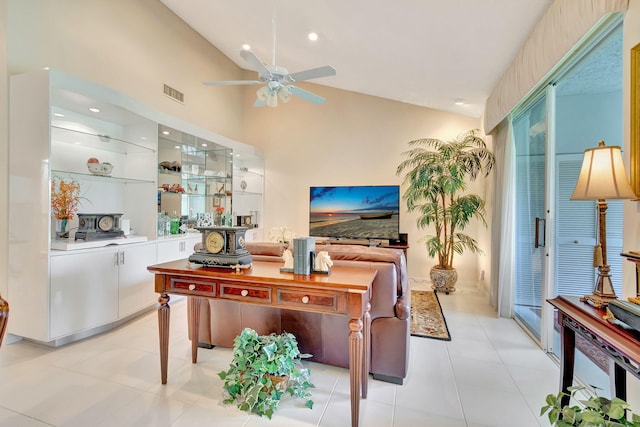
[309,185,400,241]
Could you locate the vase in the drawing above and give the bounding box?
[430,266,458,294]
[55,218,69,239]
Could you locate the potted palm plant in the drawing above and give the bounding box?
[396,129,495,293]
[218,328,314,419]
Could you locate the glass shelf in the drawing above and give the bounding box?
[52,169,155,184]
[51,126,155,155]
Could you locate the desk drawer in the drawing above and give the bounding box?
[277,289,339,312]
[170,278,216,296]
[221,282,271,303]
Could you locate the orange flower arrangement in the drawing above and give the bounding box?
[51,177,82,220]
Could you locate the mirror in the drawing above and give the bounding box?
[631,43,640,196]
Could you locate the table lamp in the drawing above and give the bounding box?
[570,140,636,308]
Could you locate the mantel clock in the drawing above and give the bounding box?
[75,213,124,241]
[189,226,252,268]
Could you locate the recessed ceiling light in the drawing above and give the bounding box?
[308,32,318,41]
[174,145,180,149]
[88,107,100,113]
[53,113,64,117]
[454,99,464,106]
[201,143,208,147]
[242,43,251,51]
[162,130,170,135]
[140,136,148,140]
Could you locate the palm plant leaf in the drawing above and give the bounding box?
[397,129,494,270]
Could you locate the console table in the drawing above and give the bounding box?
[148,259,376,427]
[547,295,640,406]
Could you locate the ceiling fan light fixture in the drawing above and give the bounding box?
[278,86,292,103]
[267,91,278,108]
[256,85,269,101]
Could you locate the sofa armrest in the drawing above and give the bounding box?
[394,295,410,320]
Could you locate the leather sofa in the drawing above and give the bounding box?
[192,242,411,384]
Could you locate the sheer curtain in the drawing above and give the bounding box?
[489,120,515,317]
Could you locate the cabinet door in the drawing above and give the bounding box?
[50,251,118,339]
[118,243,157,318]
[156,236,200,264]
[156,239,183,264]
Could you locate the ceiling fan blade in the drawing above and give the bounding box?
[203,80,261,86]
[240,50,270,75]
[289,85,326,104]
[288,66,336,82]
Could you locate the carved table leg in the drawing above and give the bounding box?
[362,303,371,399]
[559,313,575,407]
[349,318,363,427]
[611,360,627,401]
[158,293,170,384]
[188,296,200,364]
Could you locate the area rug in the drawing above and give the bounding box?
[410,290,451,341]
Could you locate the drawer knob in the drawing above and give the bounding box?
[301,295,310,304]
[241,289,249,297]
[189,284,196,291]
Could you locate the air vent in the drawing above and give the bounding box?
[163,84,184,103]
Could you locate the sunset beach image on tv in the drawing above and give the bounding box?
[309,185,400,240]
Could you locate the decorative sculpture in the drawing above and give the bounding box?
[314,251,333,272]
[282,249,294,269]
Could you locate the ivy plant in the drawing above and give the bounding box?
[218,328,314,419]
[541,386,640,426]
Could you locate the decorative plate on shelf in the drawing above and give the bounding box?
[87,162,113,176]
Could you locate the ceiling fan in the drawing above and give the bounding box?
[203,1,336,107]
[205,50,336,107]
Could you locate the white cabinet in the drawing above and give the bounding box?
[157,235,201,264]
[8,68,263,345]
[117,243,158,318]
[8,69,158,344]
[50,250,119,339]
[49,242,156,340]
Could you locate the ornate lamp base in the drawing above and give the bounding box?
[580,267,617,308]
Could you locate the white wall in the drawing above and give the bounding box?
[0,0,8,300]
[3,0,486,283]
[243,85,483,281]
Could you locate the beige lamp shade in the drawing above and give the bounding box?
[570,141,636,200]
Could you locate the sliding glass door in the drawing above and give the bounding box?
[513,95,547,341]
[511,20,623,394]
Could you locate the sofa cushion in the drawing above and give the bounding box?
[316,244,406,296]
[245,242,287,257]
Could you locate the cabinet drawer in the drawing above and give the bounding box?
[220,282,271,303]
[277,289,339,312]
[170,278,215,296]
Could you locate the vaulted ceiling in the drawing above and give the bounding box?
[161,0,553,118]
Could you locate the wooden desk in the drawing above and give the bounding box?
[547,295,640,406]
[148,260,376,427]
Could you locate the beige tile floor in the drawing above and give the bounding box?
[0,281,559,427]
